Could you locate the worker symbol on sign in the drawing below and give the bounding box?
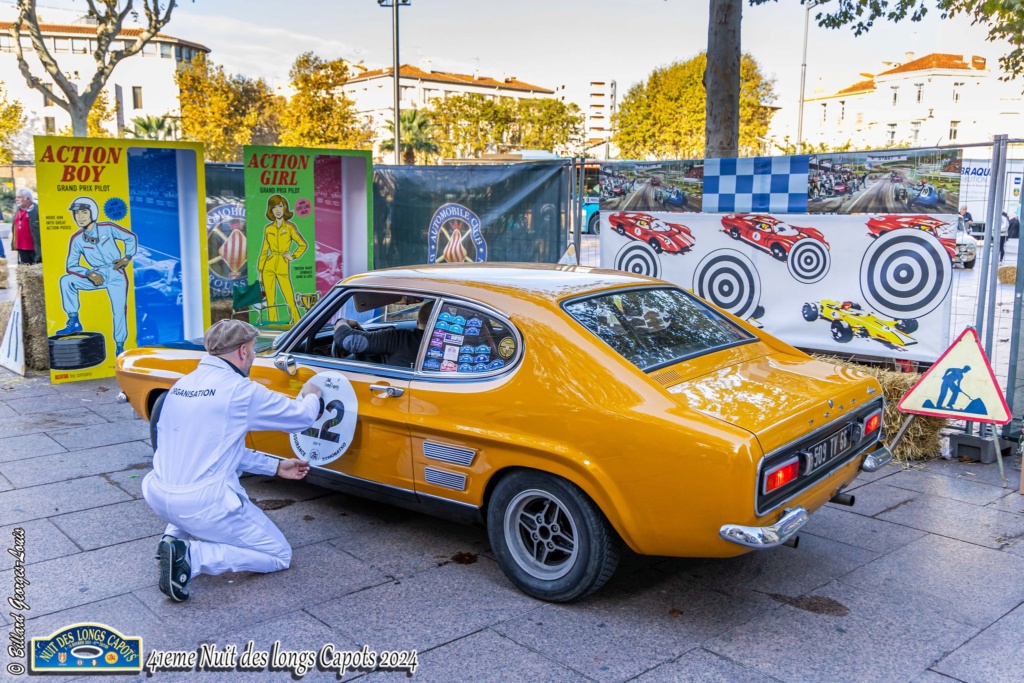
[930,365,986,414]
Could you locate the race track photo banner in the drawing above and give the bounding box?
[600,209,955,362]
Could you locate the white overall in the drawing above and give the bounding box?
[142,356,320,578]
[60,222,137,345]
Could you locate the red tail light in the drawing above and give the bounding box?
[764,458,800,494]
[864,412,882,436]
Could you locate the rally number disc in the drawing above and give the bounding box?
[290,371,358,466]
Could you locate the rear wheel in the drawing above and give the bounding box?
[616,223,625,236]
[487,470,620,603]
[831,320,854,343]
[729,228,740,240]
[771,243,787,261]
[648,238,663,254]
[896,318,919,334]
[802,302,819,322]
[588,212,600,235]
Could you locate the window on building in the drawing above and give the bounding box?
[953,82,963,103]
[886,123,897,144]
[44,117,55,135]
[71,38,88,54]
[820,102,827,124]
[20,36,33,50]
[132,86,143,110]
[839,100,845,123]
[911,121,921,144]
[143,42,159,55]
[53,37,70,53]
[0,35,12,51]
[915,83,924,103]
[891,86,899,106]
[949,120,959,141]
[42,83,54,107]
[174,45,183,61]
[424,88,439,100]
[160,43,172,58]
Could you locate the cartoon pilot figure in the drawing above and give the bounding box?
[55,196,137,356]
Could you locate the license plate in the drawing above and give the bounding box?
[804,425,854,474]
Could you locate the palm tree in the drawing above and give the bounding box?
[380,109,439,165]
[126,115,177,140]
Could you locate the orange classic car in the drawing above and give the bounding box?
[116,264,891,602]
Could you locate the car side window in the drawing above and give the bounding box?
[418,301,519,375]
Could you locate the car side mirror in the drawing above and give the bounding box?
[274,353,297,376]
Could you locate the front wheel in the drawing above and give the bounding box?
[964,257,976,269]
[648,238,664,254]
[616,223,625,236]
[487,470,621,603]
[588,212,600,235]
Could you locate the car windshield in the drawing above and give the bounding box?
[651,221,672,232]
[564,287,755,372]
[774,223,797,235]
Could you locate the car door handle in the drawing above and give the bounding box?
[369,384,404,398]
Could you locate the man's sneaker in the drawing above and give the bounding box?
[157,537,192,602]
[56,317,83,335]
[155,534,177,560]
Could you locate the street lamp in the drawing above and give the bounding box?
[796,1,818,155]
[378,0,410,165]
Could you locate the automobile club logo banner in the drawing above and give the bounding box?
[601,210,955,362]
[427,203,487,263]
[206,202,247,298]
[30,623,142,673]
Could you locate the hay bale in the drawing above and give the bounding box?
[0,300,11,339]
[0,258,8,289]
[813,354,946,462]
[17,264,48,371]
[998,265,1016,285]
[210,298,233,325]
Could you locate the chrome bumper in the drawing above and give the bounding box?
[861,445,893,472]
[720,506,808,549]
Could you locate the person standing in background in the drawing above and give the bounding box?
[12,188,41,264]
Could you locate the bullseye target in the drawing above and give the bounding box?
[692,249,762,320]
[614,242,662,278]
[787,239,831,284]
[860,229,951,318]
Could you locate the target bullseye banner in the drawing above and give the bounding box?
[600,210,954,362]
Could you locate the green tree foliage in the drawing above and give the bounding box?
[614,52,776,159]
[278,52,372,149]
[127,114,176,140]
[425,94,583,158]
[176,54,281,162]
[380,108,440,164]
[58,89,116,138]
[0,82,25,164]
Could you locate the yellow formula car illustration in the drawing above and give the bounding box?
[802,300,918,349]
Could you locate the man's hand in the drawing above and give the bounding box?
[86,271,104,286]
[277,458,310,480]
[345,319,362,330]
[298,381,322,400]
[112,256,132,270]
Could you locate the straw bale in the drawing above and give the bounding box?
[997,265,1016,285]
[210,299,233,325]
[813,354,945,462]
[0,258,8,289]
[17,264,48,371]
[0,300,11,339]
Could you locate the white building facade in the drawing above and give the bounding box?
[802,53,1024,150]
[585,80,617,160]
[0,19,209,154]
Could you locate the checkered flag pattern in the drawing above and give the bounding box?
[702,155,809,213]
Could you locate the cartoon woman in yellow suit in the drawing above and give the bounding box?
[257,195,307,323]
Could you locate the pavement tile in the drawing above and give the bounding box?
[882,468,1009,505]
[985,490,1024,515]
[0,407,108,439]
[829,481,919,517]
[934,602,1024,683]
[0,432,67,463]
[0,401,16,418]
[0,476,132,526]
[136,541,389,643]
[47,419,152,451]
[706,581,977,683]
[875,493,1024,549]
[51,499,166,551]
[307,559,540,653]
[494,569,774,683]
[0,381,59,401]
[0,537,159,619]
[4,394,102,415]
[261,494,365,549]
[0,471,12,492]
[104,467,150,499]
[88,401,143,422]
[0,518,80,571]
[633,648,777,683]
[362,629,590,683]
[840,535,1024,628]
[912,672,963,683]
[0,440,152,488]
[913,458,1021,491]
[845,461,901,490]
[801,505,927,554]
[241,473,335,505]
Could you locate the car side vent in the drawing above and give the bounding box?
[652,369,682,385]
[423,441,476,467]
[424,467,467,491]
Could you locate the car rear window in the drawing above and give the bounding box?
[563,287,754,372]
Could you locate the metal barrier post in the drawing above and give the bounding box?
[975,138,1004,338]
[1005,140,1024,438]
[574,159,584,263]
[984,134,1010,355]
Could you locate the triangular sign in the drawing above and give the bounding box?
[898,327,1009,424]
[0,287,25,376]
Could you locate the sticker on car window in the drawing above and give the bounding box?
[423,359,441,371]
[443,345,460,361]
[426,348,444,360]
[465,326,481,336]
[441,360,457,372]
[443,333,464,345]
[498,337,516,359]
[290,371,358,467]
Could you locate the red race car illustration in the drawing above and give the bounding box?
[608,211,695,254]
[865,214,961,262]
[720,214,829,261]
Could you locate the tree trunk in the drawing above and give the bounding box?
[70,99,89,137]
[704,0,742,159]
[403,145,416,165]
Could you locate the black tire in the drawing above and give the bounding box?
[770,243,787,261]
[729,228,740,239]
[149,391,167,452]
[487,470,620,603]
[588,212,600,235]
[648,238,663,254]
[48,331,107,370]
[752,305,766,320]
[964,257,976,269]
[616,224,625,236]
[802,302,819,322]
[831,320,854,343]
[896,318,919,334]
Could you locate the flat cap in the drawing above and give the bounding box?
[204,319,259,355]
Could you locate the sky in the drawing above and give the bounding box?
[8,0,1012,141]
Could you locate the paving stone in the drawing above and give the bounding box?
[0,433,66,463]
[241,473,334,504]
[362,629,590,683]
[829,481,919,517]
[308,559,539,653]
[875,493,1024,549]
[882,469,1008,505]
[912,672,963,683]
[0,402,16,418]
[0,471,12,492]
[706,581,977,683]
[801,505,926,554]
[0,519,80,571]
[0,441,152,488]
[0,407,108,439]
[51,499,166,551]
[985,490,1024,515]
[934,602,1024,683]
[913,458,1021,491]
[0,476,132,526]
[261,494,364,549]
[4,394,102,415]
[47,419,151,451]
[844,461,901,490]
[105,467,150,499]
[633,648,777,683]
[88,401,143,422]
[136,541,388,643]
[840,535,1024,628]
[0,381,59,401]
[494,569,774,683]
